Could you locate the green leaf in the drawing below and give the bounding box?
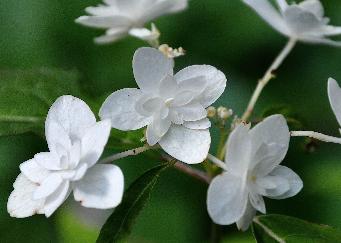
[96,163,172,243]
[252,214,341,242]
[0,68,82,136]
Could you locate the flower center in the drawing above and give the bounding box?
[164,98,174,107]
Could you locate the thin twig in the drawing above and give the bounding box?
[161,153,211,184]
[207,154,227,170]
[100,145,154,164]
[173,162,211,184]
[291,131,341,144]
[241,38,297,121]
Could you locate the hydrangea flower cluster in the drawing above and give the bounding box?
[8,0,341,237]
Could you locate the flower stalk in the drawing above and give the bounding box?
[291,131,341,144]
[100,145,154,164]
[241,38,297,121]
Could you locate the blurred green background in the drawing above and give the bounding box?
[1,0,341,242]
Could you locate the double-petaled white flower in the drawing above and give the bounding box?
[207,115,303,231]
[76,0,188,44]
[243,0,341,46]
[100,47,227,164]
[7,96,124,218]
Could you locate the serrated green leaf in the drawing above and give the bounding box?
[252,214,341,243]
[0,68,82,136]
[96,163,172,243]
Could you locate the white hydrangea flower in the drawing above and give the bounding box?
[207,115,303,231]
[75,0,188,44]
[99,47,227,164]
[243,0,341,46]
[7,96,124,218]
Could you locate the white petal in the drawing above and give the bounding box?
[298,36,341,47]
[133,47,174,92]
[319,25,341,36]
[34,152,62,171]
[175,65,227,108]
[159,125,210,164]
[68,140,81,169]
[73,164,124,209]
[328,78,341,127]
[174,102,207,122]
[258,175,290,198]
[275,0,288,12]
[225,124,252,175]
[33,174,63,200]
[46,96,96,142]
[7,174,45,218]
[159,75,178,98]
[249,192,266,214]
[243,0,290,36]
[267,165,303,199]
[183,118,211,130]
[81,120,111,167]
[94,28,128,44]
[146,117,171,146]
[85,5,120,16]
[236,200,257,231]
[129,28,158,41]
[20,159,50,184]
[45,120,72,153]
[250,114,290,169]
[299,0,324,18]
[283,6,323,34]
[75,15,132,29]
[44,181,71,217]
[140,0,188,23]
[177,75,207,95]
[171,91,194,107]
[250,142,288,177]
[99,88,151,131]
[207,172,248,225]
[72,163,89,181]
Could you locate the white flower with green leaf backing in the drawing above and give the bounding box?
[99,47,227,164]
[7,96,124,218]
[207,115,303,231]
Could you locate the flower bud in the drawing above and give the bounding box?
[217,106,233,120]
[207,106,216,118]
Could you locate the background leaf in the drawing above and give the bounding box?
[0,68,81,136]
[96,163,171,243]
[252,214,341,242]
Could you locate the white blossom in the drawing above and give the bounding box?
[328,78,341,130]
[243,0,341,46]
[7,96,124,218]
[99,47,227,164]
[75,0,188,44]
[207,115,303,231]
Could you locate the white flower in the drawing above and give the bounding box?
[207,115,303,231]
[243,0,341,46]
[7,96,124,218]
[99,47,227,164]
[75,0,188,44]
